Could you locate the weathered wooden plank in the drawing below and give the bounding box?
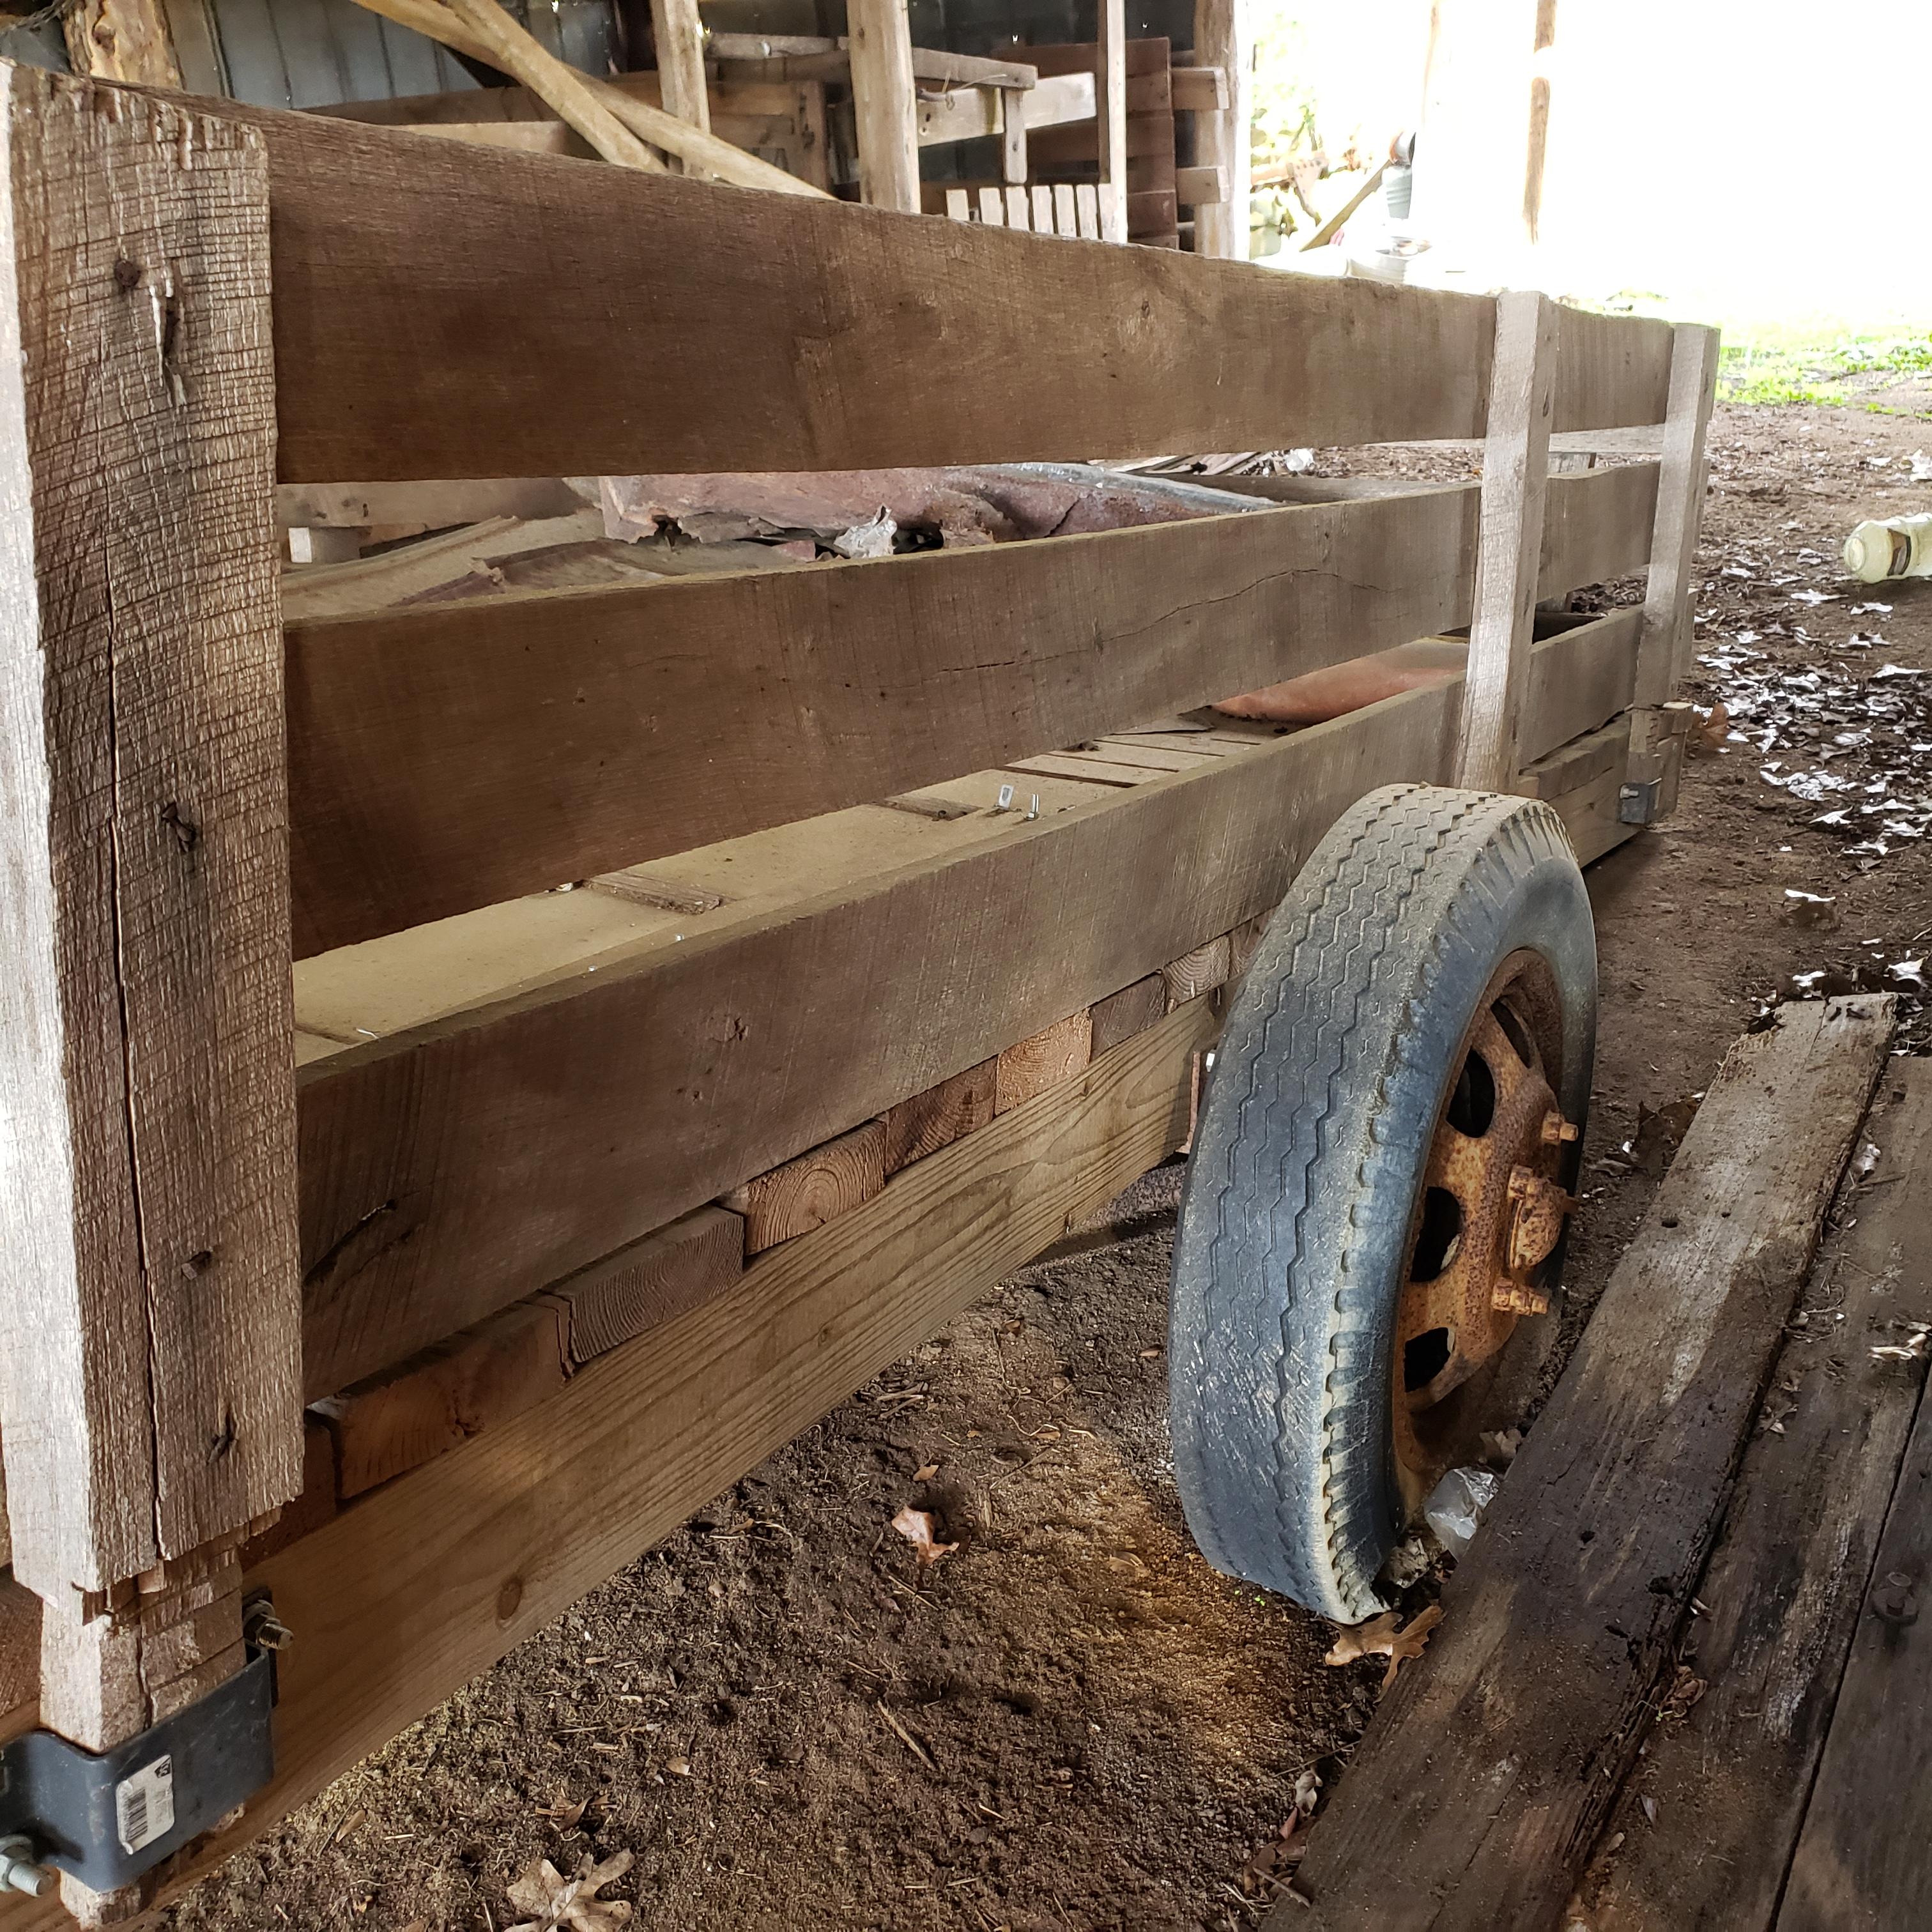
[1285,997,1895,1932]
[0,66,302,1600]
[1586,1064,1932,1932]
[721,1120,888,1255]
[1772,1092,1932,1930]
[1635,322,1721,705]
[295,681,1462,1398]
[542,1207,746,1365]
[0,1002,1215,1932]
[1519,605,1641,762]
[847,0,919,210]
[1457,289,1558,788]
[284,465,1654,956]
[111,82,1666,480]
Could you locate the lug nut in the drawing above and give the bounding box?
[1540,1111,1581,1146]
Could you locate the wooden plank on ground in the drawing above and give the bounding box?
[0,1003,1216,1932]
[284,464,1655,956]
[113,84,1669,480]
[0,65,302,1599]
[1284,996,1895,1932]
[294,681,1463,1398]
[721,1121,888,1255]
[1771,1094,1932,1930]
[542,1208,746,1365]
[1584,1062,1932,1932]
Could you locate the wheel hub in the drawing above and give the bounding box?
[1393,954,1578,1505]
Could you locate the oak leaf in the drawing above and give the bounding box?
[1324,1603,1444,1690]
[505,1850,634,1932]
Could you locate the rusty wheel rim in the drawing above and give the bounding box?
[1391,949,1577,1515]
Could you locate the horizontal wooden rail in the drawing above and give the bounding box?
[285,464,1656,954]
[118,82,1669,482]
[293,586,1636,1398]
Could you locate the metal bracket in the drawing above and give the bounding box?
[0,1634,277,1892]
[1618,778,1662,825]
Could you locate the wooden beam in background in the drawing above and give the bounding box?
[1096,0,1128,241]
[63,0,181,84]
[1190,0,1248,257]
[847,0,921,211]
[647,0,711,151]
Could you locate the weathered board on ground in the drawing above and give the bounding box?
[1282,996,1894,1932]
[1586,1061,1932,1932]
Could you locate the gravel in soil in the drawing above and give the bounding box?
[166,394,1932,1932]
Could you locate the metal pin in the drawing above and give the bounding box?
[1023,793,1041,822]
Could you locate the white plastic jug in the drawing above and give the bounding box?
[1844,513,1932,583]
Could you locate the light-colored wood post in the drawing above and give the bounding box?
[1454,288,1558,791]
[0,65,301,1912]
[1192,0,1250,258]
[1001,89,1029,187]
[1096,0,1128,242]
[847,0,921,212]
[1621,320,1719,821]
[1634,322,1721,706]
[62,0,182,85]
[648,0,712,160]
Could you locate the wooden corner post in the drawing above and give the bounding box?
[1455,288,1558,792]
[847,0,921,213]
[0,62,301,1915]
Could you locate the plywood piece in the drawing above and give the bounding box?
[881,1061,997,1175]
[1088,974,1167,1055]
[995,1012,1094,1113]
[722,1120,889,1255]
[0,67,301,1599]
[1587,1065,1932,1932]
[1284,997,1896,1932]
[542,1207,746,1365]
[314,1300,570,1499]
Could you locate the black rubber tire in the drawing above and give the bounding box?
[1168,784,1596,1621]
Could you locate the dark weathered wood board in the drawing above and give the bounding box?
[1586,1062,1932,1932]
[116,80,1669,480]
[1775,1082,1932,1929]
[1283,997,1895,1932]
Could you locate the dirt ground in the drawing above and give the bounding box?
[168,389,1932,1932]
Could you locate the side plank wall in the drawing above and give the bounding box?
[98,79,1673,481]
[286,463,1660,954]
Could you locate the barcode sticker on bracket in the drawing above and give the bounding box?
[116,1754,175,1854]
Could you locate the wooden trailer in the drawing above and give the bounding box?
[0,57,1714,1922]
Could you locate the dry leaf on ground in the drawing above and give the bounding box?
[505,1850,634,1932]
[914,1462,940,1482]
[891,1506,958,1565]
[1324,1604,1445,1690]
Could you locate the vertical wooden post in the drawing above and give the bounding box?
[62,0,183,86]
[1096,0,1128,242]
[648,0,711,164]
[1634,322,1721,707]
[0,60,301,1907]
[1192,0,1250,259]
[1000,90,1029,188]
[1455,289,1558,792]
[847,0,921,213]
